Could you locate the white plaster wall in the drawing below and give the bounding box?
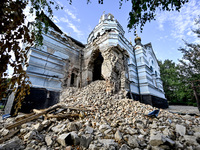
[26,31,82,91]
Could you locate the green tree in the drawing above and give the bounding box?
[158,60,193,105]
[0,0,57,114]
[178,17,200,111]
[97,0,189,31]
[0,0,189,114]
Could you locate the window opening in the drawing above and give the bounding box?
[70,73,75,86]
[93,52,104,81]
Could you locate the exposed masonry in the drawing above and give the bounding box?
[25,13,168,110]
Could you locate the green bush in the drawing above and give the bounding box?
[193,103,197,107]
[0,105,4,110]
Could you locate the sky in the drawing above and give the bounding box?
[46,0,200,64]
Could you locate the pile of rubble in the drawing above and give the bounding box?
[0,80,200,150]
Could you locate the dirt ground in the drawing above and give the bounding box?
[167,105,200,115]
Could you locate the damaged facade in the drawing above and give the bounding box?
[23,13,167,111]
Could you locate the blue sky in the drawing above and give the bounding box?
[41,0,200,63]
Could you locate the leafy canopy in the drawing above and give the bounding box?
[92,0,189,32]
[178,16,200,111]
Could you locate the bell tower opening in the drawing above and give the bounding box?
[92,52,104,81]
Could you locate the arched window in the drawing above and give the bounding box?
[155,71,157,77]
[150,66,153,72]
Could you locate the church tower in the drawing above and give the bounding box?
[134,35,167,108]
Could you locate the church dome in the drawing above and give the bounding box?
[99,12,115,23]
[134,36,141,42]
[134,34,142,45]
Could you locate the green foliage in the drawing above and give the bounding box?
[127,0,188,32]
[0,0,60,115]
[159,16,200,109]
[87,0,189,33]
[158,60,195,105]
[178,16,200,111]
[0,105,4,110]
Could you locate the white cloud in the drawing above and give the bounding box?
[156,0,200,43]
[53,15,60,23]
[60,16,83,38]
[54,0,80,22]
[64,9,80,22]
[156,13,167,31]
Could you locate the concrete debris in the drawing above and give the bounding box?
[127,135,139,148]
[57,133,72,147]
[149,132,164,146]
[115,130,123,142]
[45,135,53,146]
[0,136,23,150]
[0,80,200,149]
[176,124,186,136]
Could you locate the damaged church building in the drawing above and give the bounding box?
[20,13,168,112]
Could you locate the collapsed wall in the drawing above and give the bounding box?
[82,45,129,94]
[1,80,200,150]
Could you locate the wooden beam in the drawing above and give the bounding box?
[46,113,80,119]
[6,104,61,130]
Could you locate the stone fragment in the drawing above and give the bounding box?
[66,146,72,150]
[149,133,164,146]
[1,128,9,136]
[70,131,80,145]
[136,123,143,129]
[138,134,144,139]
[51,124,65,133]
[80,134,93,148]
[104,129,112,135]
[184,135,198,146]
[126,127,137,135]
[40,146,47,150]
[42,120,51,126]
[85,126,94,134]
[20,128,27,134]
[51,126,60,133]
[33,123,43,131]
[175,141,184,149]
[0,136,22,150]
[119,144,131,150]
[98,139,118,148]
[67,122,78,131]
[88,144,99,150]
[115,130,123,142]
[193,127,200,133]
[194,132,200,138]
[45,135,53,146]
[99,124,111,131]
[164,137,175,146]
[176,124,186,136]
[128,136,139,148]
[162,128,170,136]
[195,145,200,150]
[24,131,36,141]
[151,122,157,129]
[57,133,73,147]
